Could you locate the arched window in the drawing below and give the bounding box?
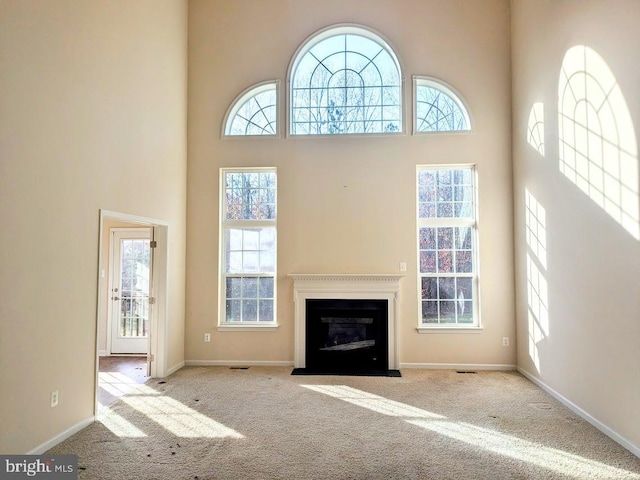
[414,77,471,133]
[223,81,278,137]
[289,25,402,135]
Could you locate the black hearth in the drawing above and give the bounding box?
[292,298,399,376]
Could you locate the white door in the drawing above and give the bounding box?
[110,229,152,354]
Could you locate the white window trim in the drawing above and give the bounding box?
[221,80,280,138]
[416,326,483,334]
[286,23,406,138]
[416,164,481,330]
[219,167,279,329]
[413,76,473,135]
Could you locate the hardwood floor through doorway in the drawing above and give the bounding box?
[98,356,148,406]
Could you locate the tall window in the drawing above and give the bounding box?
[417,166,478,328]
[220,169,277,325]
[414,77,471,133]
[289,25,402,135]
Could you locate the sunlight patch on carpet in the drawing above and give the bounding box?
[301,384,444,419]
[99,405,147,438]
[302,384,640,480]
[121,395,244,439]
[99,372,243,439]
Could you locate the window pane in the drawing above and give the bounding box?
[437,170,452,185]
[454,202,473,218]
[419,185,436,202]
[419,203,436,218]
[456,277,473,298]
[437,251,453,273]
[437,185,452,201]
[242,252,259,272]
[242,277,258,298]
[438,277,455,300]
[419,228,436,249]
[242,300,258,321]
[226,277,241,299]
[259,277,274,299]
[421,277,438,300]
[422,301,438,323]
[228,229,243,249]
[459,301,474,323]
[420,251,436,273]
[243,229,260,250]
[437,228,453,249]
[437,202,453,218]
[227,252,242,273]
[439,301,456,323]
[226,300,241,322]
[455,227,472,249]
[259,300,274,322]
[455,250,473,273]
[260,251,275,273]
[260,227,276,248]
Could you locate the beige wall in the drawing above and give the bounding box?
[511,0,640,451]
[186,0,515,366]
[0,0,188,454]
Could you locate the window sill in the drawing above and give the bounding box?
[217,324,279,332]
[417,326,483,334]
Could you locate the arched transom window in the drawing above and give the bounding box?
[414,77,471,133]
[289,25,402,135]
[224,81,278,136]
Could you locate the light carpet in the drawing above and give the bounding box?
[48,367,640,479]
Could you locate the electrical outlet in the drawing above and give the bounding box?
[204,333,211,342]
[502,337,510,347]
[399,262,407,272]
[50,390,59,408]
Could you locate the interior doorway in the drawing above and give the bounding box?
[95,210,169,415]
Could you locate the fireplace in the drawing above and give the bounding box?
[306,299,388,372]
[289,274,403,375]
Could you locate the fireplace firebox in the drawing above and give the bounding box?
[305,299,388,373]
[289,273,403,376]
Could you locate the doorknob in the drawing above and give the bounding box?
[112,296,120,301]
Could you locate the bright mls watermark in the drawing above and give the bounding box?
[0,456,77,479]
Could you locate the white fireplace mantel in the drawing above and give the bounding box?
[288,273,404,369]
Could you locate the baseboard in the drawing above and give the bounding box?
[98,350,109,357]
[518,367,640,458]
[400,362,517,371]
[165,361,185,376]
[185,360,294,367]
[27,416,94,454]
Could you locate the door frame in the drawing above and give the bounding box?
[95,209,169,412]
[107,227,152,355]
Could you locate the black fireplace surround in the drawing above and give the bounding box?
[291,298,400,376]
